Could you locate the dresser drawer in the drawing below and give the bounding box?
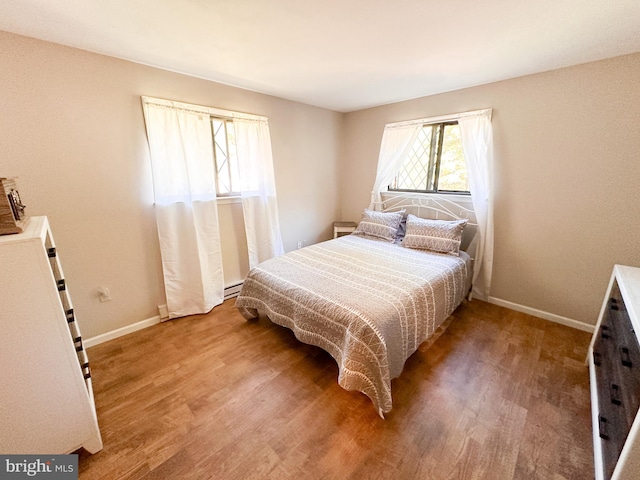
[593,308,629,479]
[592,275,640,480]
[607,289,640,430]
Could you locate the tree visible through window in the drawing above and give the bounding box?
[390,121,469,194]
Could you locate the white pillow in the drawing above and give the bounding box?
[352,209,404,243]
[402,214,468,255]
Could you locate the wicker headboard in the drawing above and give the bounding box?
[375,192,478,256]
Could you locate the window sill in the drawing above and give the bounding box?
[217,195,242,205]
[383,191,473,203]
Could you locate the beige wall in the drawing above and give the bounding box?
[0,31,343,338]
[341,53,640,326]
[2,28,638,339]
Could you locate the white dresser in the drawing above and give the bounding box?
[0,216,102,454]
[588,265,640,480]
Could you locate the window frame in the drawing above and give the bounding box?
[388,120,471,196]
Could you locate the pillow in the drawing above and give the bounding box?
[402,214,468,255]
[352,209,404,243]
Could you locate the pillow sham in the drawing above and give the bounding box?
[352,208,404,243]
[402,214,468,255]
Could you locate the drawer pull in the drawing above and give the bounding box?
[610,383,622,405]
[620,347,633,368]
[599,415,610,440]
[593,351,602,366]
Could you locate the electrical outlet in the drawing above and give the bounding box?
[297,240,308,249]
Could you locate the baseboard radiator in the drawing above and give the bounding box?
[224,282,243,301]
[158,282,244,321]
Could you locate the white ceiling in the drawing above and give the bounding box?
[1,0,639,112]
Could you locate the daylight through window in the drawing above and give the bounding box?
[390,122,469,194]
[211,117,240,196]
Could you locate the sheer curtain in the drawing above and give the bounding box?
[142,97,224,318]
[458,109,494,300]
[234,117,284,268]
[370,109,494,300]
[368,123,422,209]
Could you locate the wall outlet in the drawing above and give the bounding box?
[297,240,308,249]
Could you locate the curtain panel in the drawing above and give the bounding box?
[142,97,225,318]
[368,123,422,209]
[370,109,495,300]
[234,118,285,268]
[457,110,494,300]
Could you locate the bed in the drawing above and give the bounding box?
[235,194,477,417]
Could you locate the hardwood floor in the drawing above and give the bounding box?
[78,299,594,480]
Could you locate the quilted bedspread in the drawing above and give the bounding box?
[235,234,470,416]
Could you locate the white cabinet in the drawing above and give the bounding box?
[588,265,640,480]
[0,216,102,454]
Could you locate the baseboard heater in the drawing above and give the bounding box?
[224,282,243,301]
[158,282,244,321]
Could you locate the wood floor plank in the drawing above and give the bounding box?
[78,299,594,479]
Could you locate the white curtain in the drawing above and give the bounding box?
[458,109,494,300]
[368,123,422,209]
[234,117,285,268]
[142,97,225,318]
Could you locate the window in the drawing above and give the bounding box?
[389,121,469,194]
[211,117,240,196]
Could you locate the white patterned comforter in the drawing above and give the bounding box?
[235,234,471,416]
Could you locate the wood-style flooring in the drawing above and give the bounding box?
[78,299,594,479]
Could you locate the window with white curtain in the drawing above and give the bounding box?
[369,108,494,301]
[141,96,284,318]
[389,121,470,194]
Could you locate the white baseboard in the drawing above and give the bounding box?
[85,282,244,348]
[488,296,595,333]
[84,315,162,349]
[85,291,591,349]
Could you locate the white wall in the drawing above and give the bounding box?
[0,30,343,338]
[340,53,640,326]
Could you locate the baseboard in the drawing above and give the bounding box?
[86,291,590,348]
[85,282,244,348]
[224,282,243,300]
[84,315,162,348]
[488,296,595,333]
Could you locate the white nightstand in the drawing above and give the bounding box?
[333,221,357,239]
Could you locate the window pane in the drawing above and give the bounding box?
[393,126,436,190]
[212,119,231,194]
[226,121,240,194]
[438,124,469,192]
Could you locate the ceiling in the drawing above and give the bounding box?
[1,0,639,112]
